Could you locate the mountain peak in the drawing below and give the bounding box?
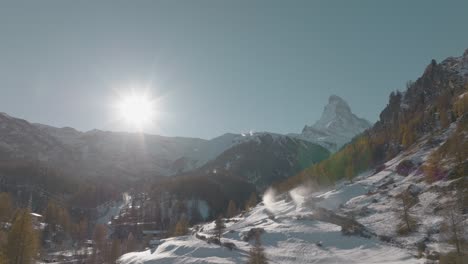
[326,95,352,116]
[328,94,348,105]
[296,95,371,151]
[314,95,355,129]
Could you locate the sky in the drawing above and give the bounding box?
[1,0,468,139]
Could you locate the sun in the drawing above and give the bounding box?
[116,92,156,129]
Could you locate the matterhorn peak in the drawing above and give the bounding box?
[328,94,349,105]
[297,95,371,151]
[325,95,352,116]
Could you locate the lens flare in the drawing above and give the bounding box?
[116,91,156,130]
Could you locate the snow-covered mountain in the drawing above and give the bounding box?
[291,95,372,152]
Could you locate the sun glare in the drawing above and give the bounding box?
[116,92,156,129]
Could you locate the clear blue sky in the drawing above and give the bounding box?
[1,0,467,139]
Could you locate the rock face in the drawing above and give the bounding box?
[295,95,372,152]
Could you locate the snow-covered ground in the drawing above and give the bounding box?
[118,129,465,264]
[118,180,423,264]
[119,191,423,264]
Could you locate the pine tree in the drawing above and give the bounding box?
[226,200,238,218]
[247,231,268,264]
[214,216,225,240]
[6,209,39,264]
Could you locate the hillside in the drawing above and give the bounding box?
[118,122,467,264]
[280,49,468,190]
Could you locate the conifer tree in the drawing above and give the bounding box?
[6,209,39,264]
[247,231,268,264]
[214,216,225,240]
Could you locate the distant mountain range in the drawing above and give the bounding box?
[0,95,369,187]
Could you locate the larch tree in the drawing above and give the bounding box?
[125,232,137,253]
[396,192,418,235]
[0,192,13,222]
[441,203,466,257]
[109,239,122,263]
[245,193,258,211]
[92,224,108,263]
[6,209,39,264]
[226,200,238,218]
[174,217,189,236]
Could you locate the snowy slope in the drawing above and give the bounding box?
[118,183,422,263]
[118,183,421,264]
